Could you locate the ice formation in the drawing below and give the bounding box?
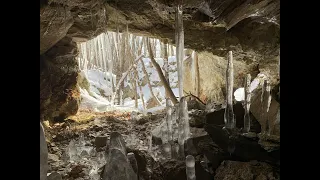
[243,74,252,133]
[224,51,235,129]
[186,155,196,180]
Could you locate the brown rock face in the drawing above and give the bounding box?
[250,89,280,136]
[40,36,80,121]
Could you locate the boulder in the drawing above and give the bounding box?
[214,160,279,180]
[250,90,280,136]
[205,102,261,133]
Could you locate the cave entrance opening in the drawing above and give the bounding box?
[76,31,183,114]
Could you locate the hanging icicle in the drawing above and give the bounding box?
[243,74,252,133]
[224,51,236,129]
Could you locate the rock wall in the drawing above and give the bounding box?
[40,37,80,121]
[184,51,256,104]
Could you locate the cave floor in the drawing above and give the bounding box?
[44,110,165,180]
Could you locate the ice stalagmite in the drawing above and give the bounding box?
[171,143,179,159]
[161,124,168,144]
[186,155,196,180]
[166,99,173,142]
[224,51,236,129]
[171,104,180,142]
[109,132,127,154]
[178,97,190,159]
[163,143,172,159]
[243,74,252,133]
[40,123,48,180]
[68,140,79,162]
[265,80,272,135]
[102,132,137,180]
[148,132,153,154]
[127,152,139,179]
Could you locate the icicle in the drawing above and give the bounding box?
[163,142,172,159]
[68,140,79,162]
[166,99,173,142]
[127,152,139,179]
[265,80,272,135]
[94,38,99,68]
[175,3,185,99]
[148,132,153,154]
[101,33,108,81]
[243,74,252,133]
[224,51,235,129]
[161,122,168,144]
[171,143,179,159]
[97,35,103,69]
[261,79,265,103]
[178,96,190,159]
[186,155,196,180]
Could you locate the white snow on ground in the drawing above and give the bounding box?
[78,56,179,113]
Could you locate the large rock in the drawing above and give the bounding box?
[250,90,280,136]
[214,160,279,180]
[185,135,228,172]
[103,132,137,180]
[204,124,279,163]
[189,109,206,128]
[205,102,261,133]
[40,37,80,121]
[40,5,74,54]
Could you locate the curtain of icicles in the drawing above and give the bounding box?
[76,31,178,107]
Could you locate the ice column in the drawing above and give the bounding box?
[243,74,252,133]
[186,155,196,180]
[224,51,236,129]
[265,80,272,135]
[163,143,172,159]
[178,97,190,159]
[166,99,173,142]
[127,152,139,179]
